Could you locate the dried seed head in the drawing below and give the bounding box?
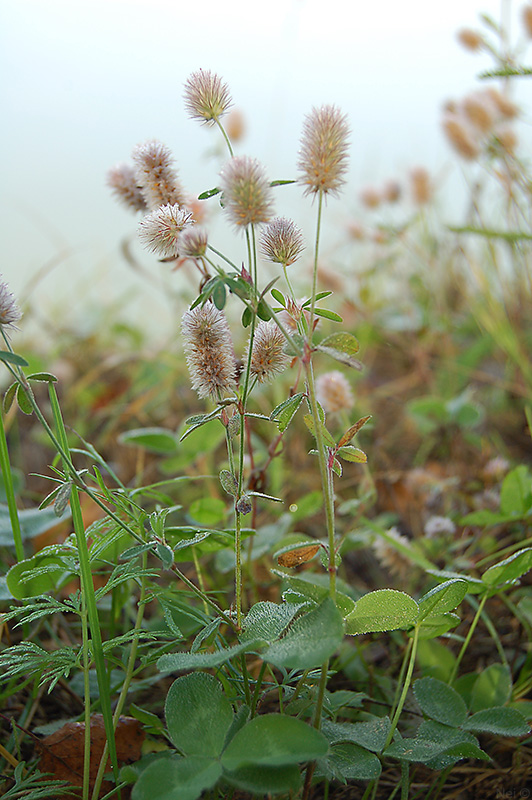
[181,304,236,400]
[178,226,208,258]
[225,109,246,142]
[316,370,354,414]
[138,204,194,258]
[359,186,382,209]
[496,126,518,155]
[132,140,187,209]
[486,87,519,119]
[0,279,22,330]
[442,113,480,160]
[373,527,412,579]
[298,105,350,197]
[260,217,305,267]
[248,321,289,383]
[456,27,484,51]
[523,4,532,37]
[462,91,497,133]
[107,164,147,213]
[382,180,402,204]
[183,69,232,125]
[220,156,274,228]
[410,167,432,205]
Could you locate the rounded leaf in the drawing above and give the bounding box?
[413,677,467,727]
[165,673,233,758]
[345,589,418,635]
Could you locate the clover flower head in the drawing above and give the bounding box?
[178,226,208,259]
[132,140,187,209]
[0,278,22,331]
[106,163,147,213]
[220,156,274,228]
[316,370,354,414]
[248,321,289,383]
[183,69,232,125]
[260,217,304,267]
[138,204,194,258]
[181,304,236,400]
[298,105,350,197]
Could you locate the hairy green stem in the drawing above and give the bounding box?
[0,410,24,562]
[384,626,420,749]
[449,592,488,685]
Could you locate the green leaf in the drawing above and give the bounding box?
[131,756,221,800]
[223,764,301,795]
[118,427,179,454]
[0,351,29,367]
[165,673,234,758]
[463,707,530,737]
[241,306,252,327]
[3,381,17,413]
[345,589,419,635]
[316,741,381,782]
[198,186,221,200]
[321,717,391,753]
[417,579,468,622]
[263,597,344,670]
[313,308,342,322]
[157,640,264,672]
[0,505,64,547]
[470,663,512,712]
[188,497,226,526]
[416,639,456,682]
[413,677,468,726]
[270,393,305,434]
[384,737,488,763]
[212,281,227,310]
[7,550,75,598]
[16,384,33,415]
[302,414,336,446]
[414,612,460,639]
[316,332,362,369]
[240,601,301,643]
[426,568,486,594]
[482,547,532,588]
[219,469,238,496]
[336,445,367,463]
[500,465,532,516]
[27,372,58,382]
[270,288,285,306]
[221,714,328,770]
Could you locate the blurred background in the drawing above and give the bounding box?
[1,0,529,340]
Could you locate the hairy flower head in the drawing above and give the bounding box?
[456,28,484,51]
[462,91,497,133]
[107,164,147,213]
[181,304,236,400]
[260,217,304,266]
[316,370,354,414]
[220,156,274,228]
[298,105,350,197]
[248,321,289,383]
[410,167,432,205]
[184,69,232,125]
[442,113,480,160]
[178,226,208,259]
[373,527,412,579]
[138,204,194,258]
[0,279,22,331]
[132,140,187,209]
[523,4,532,37]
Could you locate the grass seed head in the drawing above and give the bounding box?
[522,3,532,37]
[298,105,350,197]
[220,156,274,228]
[181,304,236,400]
[183,69,233,126]
[442,112,480,160]
[106,164,147,213]
[456,28,484,51]
[410,167,432,205]
[132,140,187,209]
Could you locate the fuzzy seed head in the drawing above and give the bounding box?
[184,69,232,125]
[462,91,497,133]
[410,167,432,205]
[442,113,480,160]
[248,321,289,383]
[316,370,354,414]
[486,88,519,119]
[107,164,147,213]
[132,140,187,209]
[382,180,402,204]
[457,28,484,51]
[523,4,532,37]
[496,126,518,155]
[181,304,236,400]
[359,186,382,209]
[220,156,274,228]
[225,109,246,142]
[0,279,22,330]
[424,515,456,539]
[178,226,208,258]
[373,527,411,579]
[260,217,305,266]
[138,204,194,258]
[298,105,350,197]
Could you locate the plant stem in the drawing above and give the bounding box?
[448,592,488,685]
[0,410,24,561]
[384,625,420,749]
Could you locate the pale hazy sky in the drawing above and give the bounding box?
[1,0,528,339]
